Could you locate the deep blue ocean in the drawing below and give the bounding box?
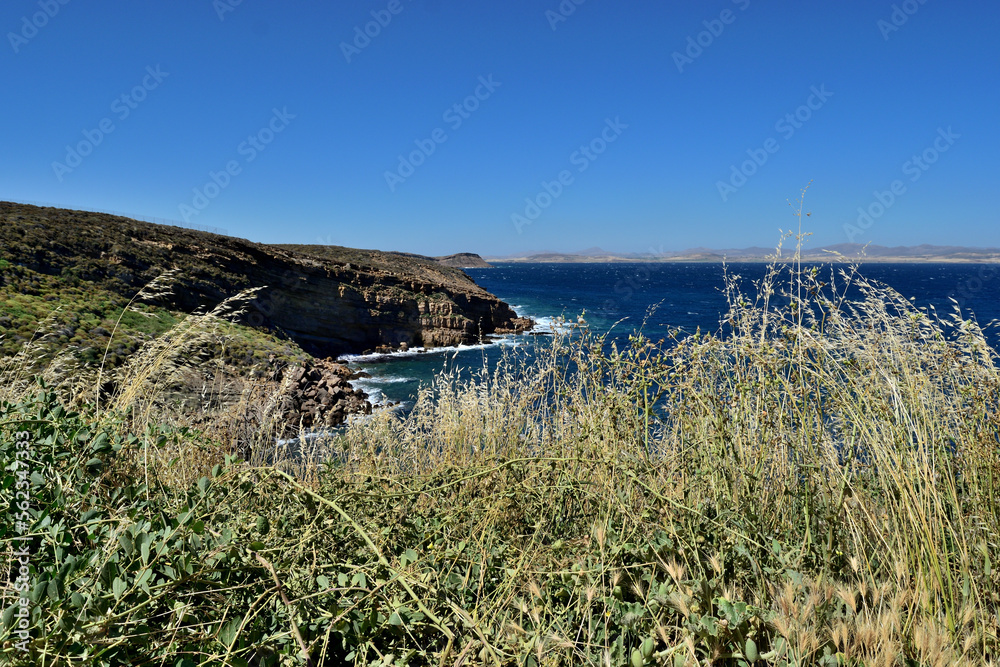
[341,263,1000,408]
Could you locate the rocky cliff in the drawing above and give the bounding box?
[435,253,493,268]
[382,251,493,269]
[0,202,529,357]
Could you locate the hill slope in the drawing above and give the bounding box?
[0,202,528,357]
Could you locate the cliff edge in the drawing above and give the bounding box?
[0,202,529,357]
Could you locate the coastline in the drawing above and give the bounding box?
[488,255,1000,264]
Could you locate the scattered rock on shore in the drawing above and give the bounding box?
[275,358,371,436]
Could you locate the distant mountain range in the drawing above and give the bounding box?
[486,244,1000,263]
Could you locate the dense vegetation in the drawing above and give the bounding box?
[3,233,999,665]
[0,261,310,416]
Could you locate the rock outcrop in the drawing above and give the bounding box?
[387,251,493,269]
[259,244,527,356]
[0,203,530,359]
[274,359,371,435]
[434,253,492,268]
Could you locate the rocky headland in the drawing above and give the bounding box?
[432,252,493,268]
[0,202,531,434]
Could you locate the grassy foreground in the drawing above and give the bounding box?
[2,258,999,665]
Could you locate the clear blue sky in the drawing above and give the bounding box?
[2,0,997,256]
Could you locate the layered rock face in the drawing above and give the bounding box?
[258,244,529,356]
[0,203,530,357]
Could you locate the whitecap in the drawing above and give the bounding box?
[358,375,416,384]
[337,347,429,363]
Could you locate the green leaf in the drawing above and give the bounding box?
[136,568,153,592]
[717,597,733,619]
[138,534,152,564]
[90,433,110,453]
[219,617,241,648]
[316,575,330,590]
[112,577,126,599]
[197,476,210,496]
[84,458,104,473]
[29,581,46,603]
[249,541,265,552]
[191,520,205,535]
[699,614,718,636]
[745,638,759,662]
[118,533,134,557]
[1,604,16,630]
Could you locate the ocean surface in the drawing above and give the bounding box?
[340,262,1000,409]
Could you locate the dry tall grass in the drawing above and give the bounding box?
[322,250,1000,664]
[3,232,998,665]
